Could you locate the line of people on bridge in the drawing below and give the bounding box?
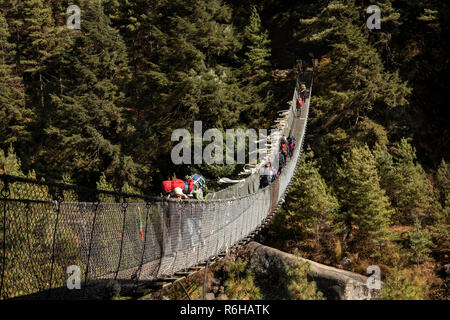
[259,132,296,189]
[161,82,307,198]
[296,83,307,116]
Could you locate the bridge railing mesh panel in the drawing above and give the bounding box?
[0,68,313,300]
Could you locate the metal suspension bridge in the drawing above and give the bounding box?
[0,62,313,300]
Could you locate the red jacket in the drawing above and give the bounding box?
[281,144,287,154]
[162,178,194,194]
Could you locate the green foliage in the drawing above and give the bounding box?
[378,267,429,300]
[409,219,433,264]
[239,6,273,126]
[97,173,116,202]
[3,0,69,112]
[101,0,274,185]
[224,258,262,300]
[265,151,339,252]
[41,0,139,186]
[296,1,410,188]
[386,139,441,225]
[0,0,448,300]
[121,181,142,196]
[0,146,24,176]
[242,6,271,82]
[435,161,450,243]
[372,143,396,190]
[284,253,324,300]
[417,8,439,22]
[0,16,30,148]
[284,151,339,241]
[354,118,389,149]
[336,145,393,251]
[436,160,450,208]
[299,0,410,122]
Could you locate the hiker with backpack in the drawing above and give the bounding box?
[281,134,288,146]
[287,134,295,158]
[161,173,208,200]
[270,161,278,182]
[162,177,194,198]
[280,141,288,166]
[260,162,274,188]
[295,83,307,116]
[186,173,208,200]
[300,83,307,101]
[296,97,303,116]
[172,187,188,199]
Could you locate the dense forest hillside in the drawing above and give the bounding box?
[0,0,448,299]
[1,0,279,191]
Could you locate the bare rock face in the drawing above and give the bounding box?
[243,242,380,300]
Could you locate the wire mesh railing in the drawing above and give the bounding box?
[0,66,313,300]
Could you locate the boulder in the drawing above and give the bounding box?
[243,242,380,300]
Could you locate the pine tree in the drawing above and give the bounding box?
[284,152,339,245]
[372,143,396,191]
[378,266,429,300]
[224,258,262,300]
[240,6,273,125]
[103,0,162,124]
[0,145,24,176]
[284,253,324,300]
[0,15,30,148]
[104,0,265,183]
[336,145,393,251]
[387,139,441,225]
[96,172,116,202]
[295,1,410,185]
[1,0,72,175]
[433,160,450,245]
[152,0,246,129]
[409,219,433,265]
[436,160,450,209]
[4,0,68,109]
[242,6,271,83]
[384,1,449,162]
[296,1,410,116]
[37,0,140,186]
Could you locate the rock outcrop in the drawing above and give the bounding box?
[244,242,380,300]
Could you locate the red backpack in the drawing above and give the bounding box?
[281,143,287,154]
[162,179,190,194]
